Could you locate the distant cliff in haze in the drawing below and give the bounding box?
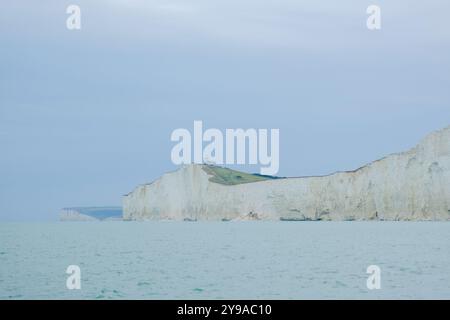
[60,207,122,221]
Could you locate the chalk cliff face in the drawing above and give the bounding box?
[124,126,450,221]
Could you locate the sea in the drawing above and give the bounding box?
[1,221,449,299]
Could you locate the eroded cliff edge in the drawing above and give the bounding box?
[124,126,450,221]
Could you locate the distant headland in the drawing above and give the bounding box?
[60,207,122,221]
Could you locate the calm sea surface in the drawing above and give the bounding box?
[1,222,449,299]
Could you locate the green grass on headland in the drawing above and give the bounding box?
[202,165,282,185]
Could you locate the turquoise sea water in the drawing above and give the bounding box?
[0,222,449,299]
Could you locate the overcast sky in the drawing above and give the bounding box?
[1,1,449,220]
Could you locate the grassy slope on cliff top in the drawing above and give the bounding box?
[202,165,281,185]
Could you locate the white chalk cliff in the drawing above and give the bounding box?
[124,126,450,221]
